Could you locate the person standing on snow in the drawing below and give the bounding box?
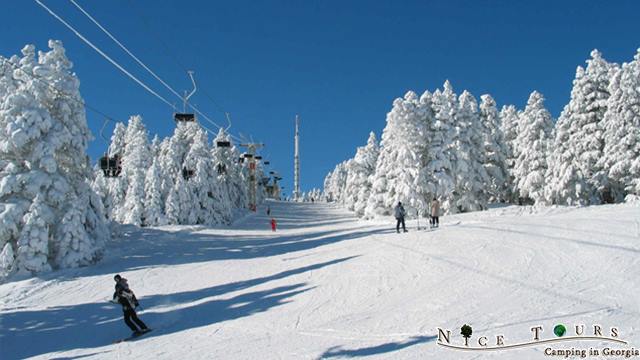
[266,206,271,216]
[394,201,407,233]
[112,274,149,335]
[430,197,440,228]
[270,217,277,232]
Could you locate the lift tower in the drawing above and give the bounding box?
[293,115,300,201]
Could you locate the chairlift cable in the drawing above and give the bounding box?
[69,0,240,140]
[34,0,177,110]
[122,0,245,142]
[35,0,221,138]
[68,0,183,101]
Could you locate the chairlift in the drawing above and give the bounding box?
[175,71,198,123]
[243,153,253,159]
[182,167,195,180]
[99,154,122,177]
[174,113,196,122]
[255,156,262,160]
[263,161,270,165]
[98,120,122,177]
[216,140,231,148]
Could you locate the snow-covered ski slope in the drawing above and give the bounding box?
[1,200,639,359]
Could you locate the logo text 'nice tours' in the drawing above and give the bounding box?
[437,323,639,357]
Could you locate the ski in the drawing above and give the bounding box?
[112,329,152,344]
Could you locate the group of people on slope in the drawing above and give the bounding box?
[393,198,440,233]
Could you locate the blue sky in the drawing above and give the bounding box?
[1,1,638,193]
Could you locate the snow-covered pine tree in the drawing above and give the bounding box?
[118,115,151,225]
[325,160,350,204]
[499,105,520,202]
[0,41,108,276]
[547,50,616,205]
[343,132,379,215]
[101,122,127,220]
[479,94,509,203]
[323,170,335,202]
[513,91,553,205]
[421,81,457,214]
[354,132,379,216]
[211,128,247,211]
[599,49,640,200]
[144,157,166,226]
[452,91,489,212]
[157,121,200,224]
[186,128,230,225]
[365,91,429,217]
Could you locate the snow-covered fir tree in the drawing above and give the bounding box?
[0,41,108,276]
[479,94,509,203]
[144,157,166,226]
[118,115,151,225]
[186,128,231,225]
[499,105,520,202]
[546,50,615,205]
[598,49,640,200]
[421,81,457,214]
[365,91,431,217]
[157,121,200,224]
[100,122,126,220]
[324,160,350,203]
[343,132,379,213]
[513,91,553,204]
[451,91,489,212]
[346,132,379,216]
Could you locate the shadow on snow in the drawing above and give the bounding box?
[0,257,357,359]
[319,335,436,358]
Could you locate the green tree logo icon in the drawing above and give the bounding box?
[461,324,473,346]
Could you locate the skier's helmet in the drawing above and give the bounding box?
[114,274,122,281]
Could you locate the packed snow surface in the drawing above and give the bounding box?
[1,200,639,359]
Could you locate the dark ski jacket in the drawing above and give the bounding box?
[113,279,139,311]
[394,204,406,219]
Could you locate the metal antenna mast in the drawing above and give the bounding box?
[293,115,300,201]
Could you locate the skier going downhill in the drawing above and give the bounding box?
[394,201,407,233]
[112,274,150,336]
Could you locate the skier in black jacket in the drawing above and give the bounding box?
[112,274,149,335]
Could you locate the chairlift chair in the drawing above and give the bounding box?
[174,113,196,122]
[263,161,270,165]
[182,167,195,180]
[216,140,231,148]
[255,156,262,160]
[99,154,122,177]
